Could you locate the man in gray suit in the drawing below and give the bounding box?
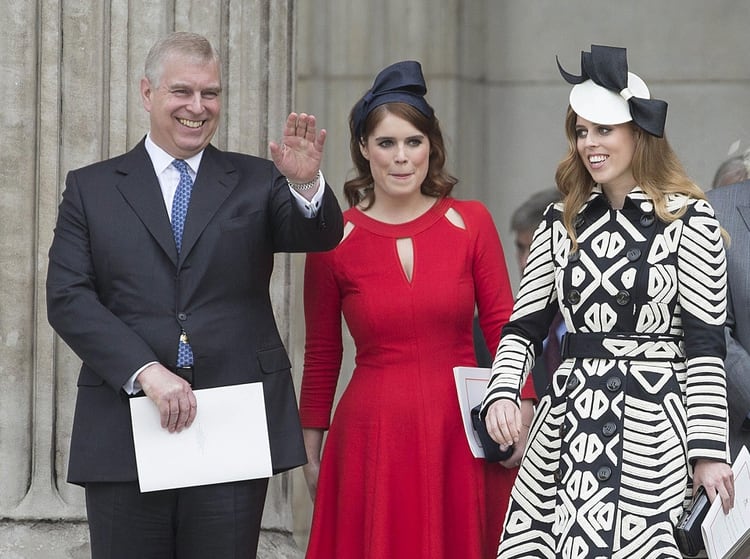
[707,181,750,459]
[47,32,343,558]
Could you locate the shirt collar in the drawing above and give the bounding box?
[144,134,204,176]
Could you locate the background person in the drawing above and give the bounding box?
[509,188,564,394]
[707,180,750,460]
[482,45,734,558]
[712,151,749,188]
[46,31,343,559]
[299,60,535,559]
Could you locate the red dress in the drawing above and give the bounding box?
[300,197,533,558]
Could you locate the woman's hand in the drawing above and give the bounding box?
[302,460,321,502]
[693,458,735,514]
[302,428,325,502]
[499,398,535,469]
[485,399,521,450]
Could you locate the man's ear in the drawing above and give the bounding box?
[140,77,153,112]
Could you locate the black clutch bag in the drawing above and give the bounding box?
[675,486,709,557]
[470,404,514,463]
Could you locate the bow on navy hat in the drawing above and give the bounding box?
[557,45,668,137]
[352,60,434,140]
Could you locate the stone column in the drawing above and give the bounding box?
[0,1,302,556]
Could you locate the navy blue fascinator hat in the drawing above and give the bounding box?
[352,60,435,140]
[557,45,668,138]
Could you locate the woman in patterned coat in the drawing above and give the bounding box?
[481,45,735,558]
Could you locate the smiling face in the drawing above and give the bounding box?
[359,111,430,204]
[140,52,221,159]
[575,116,638,193]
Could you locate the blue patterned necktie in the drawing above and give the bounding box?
[171,159,194,367]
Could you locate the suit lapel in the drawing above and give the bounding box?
[738,205,750,233]
[179,144,238,266]
[114,141,178,266]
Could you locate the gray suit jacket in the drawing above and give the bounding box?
[47,140,344,483]
[708,182,750,459]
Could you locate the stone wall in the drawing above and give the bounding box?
[1,1,301,556]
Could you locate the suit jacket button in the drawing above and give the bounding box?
[554,468,564,482]
[596,466,612,481]
[606,376,622,392]
[566,375,579,390]
[568,290,581,305]
[177,312,187,321]
[615,290,631,305]
[602,421,617,437]
[626,248,641,261]
[640,214,655,227]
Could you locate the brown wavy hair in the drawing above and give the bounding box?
[554,106,721,249]
[343,102,457,209]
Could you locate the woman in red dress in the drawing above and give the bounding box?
[299,60,536,559]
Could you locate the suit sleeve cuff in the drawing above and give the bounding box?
[289,170,326,218]
[123,361,158,395]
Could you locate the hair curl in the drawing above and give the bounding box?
[554,106,721,249]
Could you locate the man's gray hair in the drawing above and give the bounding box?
[144,31,221,87]
[510,188,561,234]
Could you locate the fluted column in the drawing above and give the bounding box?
[0,1,301,556]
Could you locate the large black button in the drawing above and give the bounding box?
[606,377,622,391]
[602,422,617,437]
[568,250,580,263]
[177,312,187,321]
[567,376,579,390]
[554,468,564,482]
[560,423,568,437]
[596,466,612,481]
[640,214,655,227]
[626,248,641,261]
[568,290,581,305]
[615,290,631,305]
[575,215,585,229]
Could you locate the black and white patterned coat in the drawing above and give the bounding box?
[483,186,729,559]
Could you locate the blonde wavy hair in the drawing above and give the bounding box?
[554,106,723,250]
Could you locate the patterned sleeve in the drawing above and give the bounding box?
[466,201,537,401]
[677,200,729,463]
[482,205,560,411]
[299,249,344,429]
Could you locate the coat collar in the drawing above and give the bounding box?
[114,139,239,268]
[730,180,750,232]
[738,205,750,232]
[578,184,656,222]
[179,144,238,265]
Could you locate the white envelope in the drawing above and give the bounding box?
[702,445,750,558]
[129,382,273,492]
[453,366,492,458]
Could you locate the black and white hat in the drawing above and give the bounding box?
[557,45,668,138]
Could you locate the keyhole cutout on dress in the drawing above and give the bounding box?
[396,237,414,282]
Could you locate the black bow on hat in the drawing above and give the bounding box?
[557,45,668,137]
[352,60,434,140]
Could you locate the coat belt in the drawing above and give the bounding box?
[561,332,684,361]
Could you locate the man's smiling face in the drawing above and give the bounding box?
[141,52,221,159]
